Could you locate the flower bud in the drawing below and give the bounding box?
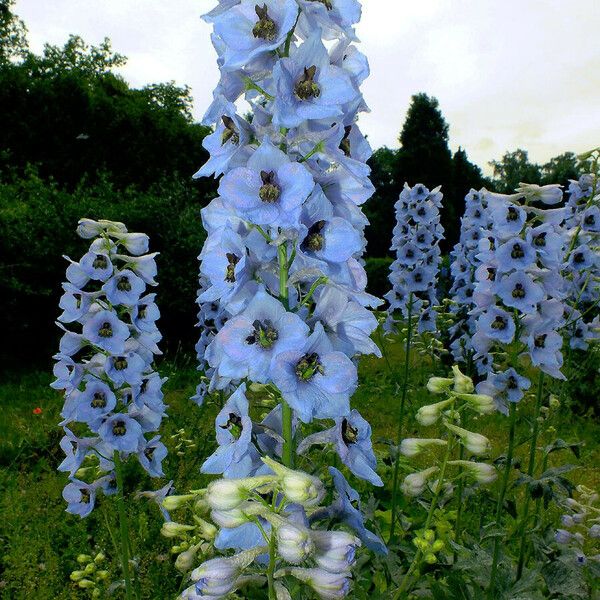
[78,579,95,589]
[277,523,314,564]
[175,543,201,573]
[262,457,325,506]
[416,400,453,426]
[193,515,218,540]
[70,570,85,582]
[449,460,497,484]
[549,395,560,409]
[206,476,274,511]
[561,515,575,528]
[211,507,251,529]
[311,530,360,573]
[280,567,351,599]
[452,366,474,393]
[77,554,92,564]
[432,540,444,553]
[401,467,439,497]
[83,562,96,575]
[426,377,453,394]
[589,524,600,538]
[445,423,491,456]
[555,529,572,544]
[162,494,196,511]
[160,521,196,538]
[95,570,109,581]
[424,553,437,564]
[92,589,101,599]
[456,393,496,415]
[400,438,447,457]
[93,552,105,564]
[423,529,435,543]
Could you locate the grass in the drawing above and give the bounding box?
[0,334,598,599]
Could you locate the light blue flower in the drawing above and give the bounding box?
[271,323,357,423]
[98,414,144,453]
[82,309,130,354]
[102,269,146,306]
[219,137,314,228]
[63,479,98,518]
[272,30,358,128]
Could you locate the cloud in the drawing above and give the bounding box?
[14,0,600,173]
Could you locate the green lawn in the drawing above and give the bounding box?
[0,336,598,598]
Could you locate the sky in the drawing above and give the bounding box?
[14,0,600,175]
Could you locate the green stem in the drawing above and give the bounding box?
[453,412,468,559]
[516,371,545,580]
[278,243,294,468]
[388,294,413,543]
[114,452,133,600]
[392,431,454,600]
[488,402,518,597]
[267,528,277,600]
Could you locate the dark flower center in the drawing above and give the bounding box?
[220,412,243,438]
[295,65,320,100]
[117,275,132,292]
[339,125,352,156]
[511,283,526,299]
[341,418,358,445]
[415,185,425,196]
[487,267,497,281]
[417,207,426,217]
[573,252,585,264]
[259,170,281,203]
[584,213,595,226]
[474,210,481,218]
[138,304,147,319]
[246,319,279,349]
[507,375,518,389]
[98,321,113,338]
[534,334,547,348]
[112,420,127,436]
[510,243,525,259]
[304,221,326,252]
[221,115,239,145]
[413,272,423,283]
[295,352,323,381]
[91,391,107,409]
[491,316,507,331]
[252,4,277,41]
[506,206,519,222]
[80,488,91,503]
[114,356,128,371]
[405,248,414,259]
[417,234,425,244]
[225,253,240,283]
[93,255,108,270]
[74,294,82,309]
[533,232,547,247]
[144,446,156,460]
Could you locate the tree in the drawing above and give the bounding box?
[541,152,580,188]
[0,33,213,190]
[364,147,399,257]
[396,94,457,249]
[489,149,541,193]
[0,0,28,65]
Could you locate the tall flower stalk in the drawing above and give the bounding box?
[384,183,444,541]
[188,1,386,596]
[52,219,167,598]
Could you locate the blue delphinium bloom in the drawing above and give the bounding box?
[469,187,569,407]
[272,30,359,128]
[385,183,444,334]
[298,409,382,486]
[53,220,167,517]
[448,189,493,365]
[202,384,266,478]
[191,0,386,585]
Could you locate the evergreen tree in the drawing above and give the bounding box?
[490,148,541,193]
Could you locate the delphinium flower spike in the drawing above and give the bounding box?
[53,219,166,599]
[383,182,444,541]
[189,1,385,598]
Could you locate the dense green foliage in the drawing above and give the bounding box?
[1,340,598,599]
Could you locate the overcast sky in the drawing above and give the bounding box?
[15,0,600,174]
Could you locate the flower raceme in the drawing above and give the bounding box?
[52,219,166,517]
[190,1,385,597]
